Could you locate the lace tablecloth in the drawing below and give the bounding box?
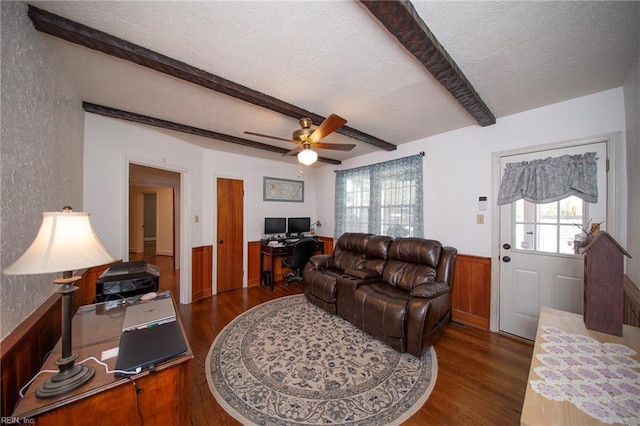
[530,326,640,425]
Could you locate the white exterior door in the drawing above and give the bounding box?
[498,142,608,340]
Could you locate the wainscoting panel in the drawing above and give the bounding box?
[192,245,213,301]
[451,254,491,329]
[623,276,640,327]
[247,241,262,287]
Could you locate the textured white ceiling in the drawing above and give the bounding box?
[31,1,640,165]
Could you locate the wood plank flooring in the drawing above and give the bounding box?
[135,246,534,425]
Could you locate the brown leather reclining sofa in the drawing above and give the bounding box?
[303,233,457,357]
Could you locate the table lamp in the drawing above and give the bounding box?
[3,207,114,399]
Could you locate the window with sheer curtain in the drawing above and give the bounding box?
[335,154,423,239]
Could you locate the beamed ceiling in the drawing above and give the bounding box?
[26,1,640,166]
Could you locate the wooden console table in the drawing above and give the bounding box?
[12,297,192,425]
[521,307,640,425]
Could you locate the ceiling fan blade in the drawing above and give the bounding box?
[308,114,347,143]
[282,146,303,157]
[244,131,297,143]
[313,142,356,151]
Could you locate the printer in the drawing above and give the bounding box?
[95,261,160,303]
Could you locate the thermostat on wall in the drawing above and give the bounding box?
[479,196,488,211]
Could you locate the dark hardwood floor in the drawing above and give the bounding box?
[133,243,534,425]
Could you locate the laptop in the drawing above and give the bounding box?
[115,321,187,377]
[121,297,176,332]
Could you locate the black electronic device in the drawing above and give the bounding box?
[264,217,286,235]
[287,217,311,236]
[115,321,186,377]
[95,261,160,303]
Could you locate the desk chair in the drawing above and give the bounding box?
[281,238,317,286]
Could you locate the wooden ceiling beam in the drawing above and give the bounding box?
[82,103,342,165]
[360,0,496,127]
[27,5,396,152]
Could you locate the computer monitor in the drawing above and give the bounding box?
[264,217,286,235]
[287,217,311,235]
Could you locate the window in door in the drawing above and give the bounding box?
[514,195,585,255]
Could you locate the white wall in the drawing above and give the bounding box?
[623,54,640,285]
[201,149,320,243]
[83,114,203,259]
[316,88,627,257]
[83,114,321,296]
[0,2,85,340]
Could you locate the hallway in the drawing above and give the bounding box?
[129,241,180,296]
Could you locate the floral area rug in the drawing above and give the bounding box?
[206,295,437,425]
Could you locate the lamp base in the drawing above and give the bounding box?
[35,364,95,399]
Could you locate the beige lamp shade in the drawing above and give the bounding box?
[4,211,114,275]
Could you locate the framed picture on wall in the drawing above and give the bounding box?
[263,177,304,202]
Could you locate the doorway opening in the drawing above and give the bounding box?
[129,164,181,298]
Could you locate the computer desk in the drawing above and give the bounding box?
[260,239,325,291]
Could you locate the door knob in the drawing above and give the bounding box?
[217,239,224,244]
[503,243,511,250]
[503,256,511,263]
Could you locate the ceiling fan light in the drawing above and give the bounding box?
[298,148,318,165]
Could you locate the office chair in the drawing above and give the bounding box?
[281,238,317,286]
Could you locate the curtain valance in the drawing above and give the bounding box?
[497,152,598,205]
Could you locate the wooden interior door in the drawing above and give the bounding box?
[216,178,244,292]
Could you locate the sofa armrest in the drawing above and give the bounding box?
[308,254,333,270]
[344,268,380,280]
[410,281,450,299]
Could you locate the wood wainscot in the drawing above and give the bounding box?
[192,245,213,301]
[623,275,640,327]
[451,254,491,329]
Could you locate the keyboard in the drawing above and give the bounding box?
[285,238,299,244]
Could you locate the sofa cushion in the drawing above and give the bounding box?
[336,232,370,252]
[305,268,344,304]
[332,233,370,272]
[344,268,380,280]
[333,249,365,272]
[388,238,442,267]
[410,281,450,299]
[361,235,393,274]
[308,254,333,270]
[382,260,437,292]
[382,238,442,292]
[354,283,409,339]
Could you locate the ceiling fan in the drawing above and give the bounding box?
[245,114,355,165]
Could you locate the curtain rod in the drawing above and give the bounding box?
[334,152,424,173]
